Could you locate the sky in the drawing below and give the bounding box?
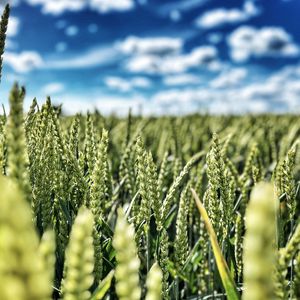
[1,0,300,115]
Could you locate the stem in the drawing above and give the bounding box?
[290,219,294,299]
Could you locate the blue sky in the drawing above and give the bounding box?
[1,0,300,115]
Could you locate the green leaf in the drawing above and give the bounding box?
[90,270,115,300]
[191,188,240,300]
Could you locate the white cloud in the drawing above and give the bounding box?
[44,45,119,69]
[4,46,119,73]
[26,0,85,15]
[7,16,19,37]
[119,36,183,56]
[150,64,300,114]
[129,77,152,88]
[126,55,162,73]
[185,46,219,67]
[90,0,134,13]
[42,82,65,95]
[125,45,219,74]
[209,98,269,114]
[25,0,134,15]
[104,76,151,92]
[4,51,44,73]
[65,25,79,36]
[240,83,279,102]
[151,87,270,114]
[228,26,299,62]
[105,77,130,92]
[32,64,300,116]
[58,95,144,115]
[3,36,217,75]
[163,74,201,86]
[52,92,199,116]
[4,45,119,72]
[5,16,20,51]
[210,68,247,88]
[267,64,300,84]
[196,1,260,29]
[153,88,207,105]
[159,0,210,15]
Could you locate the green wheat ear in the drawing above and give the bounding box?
[243,182,278,300]
[113,207,141,300]
[0,175,51,300]
[63,207,95,300]
[174,185,189,269]
[275,222,300,298]
[0,4,9,83]
[146,262,163,300]
[7,83,32,204]
[234,212,243,282]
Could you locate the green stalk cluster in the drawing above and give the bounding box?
[161,151,202,222]
[119,139,136,198]
[83,113,96,182]
[275,146,297,221]
[0,4,9,82]
[275,222,300,298]
[173,157,183,182]
[206,133,231,241]
[90,128,109,222]
[197,219,209,296]
[158,228,170,300]
[68,115,80,160]
[25,98,37,144]
[157,151,169,200]
[92,226,103,284]
[7,83,32,204]
[234,213,243,282]
[135,136,151,229]
[241,143,262,185]
[279,223,300,268]
[174,185,189,268]
[146,151,161,230]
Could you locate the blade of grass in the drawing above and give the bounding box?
[90,270,115,300]
[191,188,240,300]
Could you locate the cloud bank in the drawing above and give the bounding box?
[25,0,135,15]
[228,26,299,62]
[196,1,260,29]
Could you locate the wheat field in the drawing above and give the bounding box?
[0,4,300,300]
